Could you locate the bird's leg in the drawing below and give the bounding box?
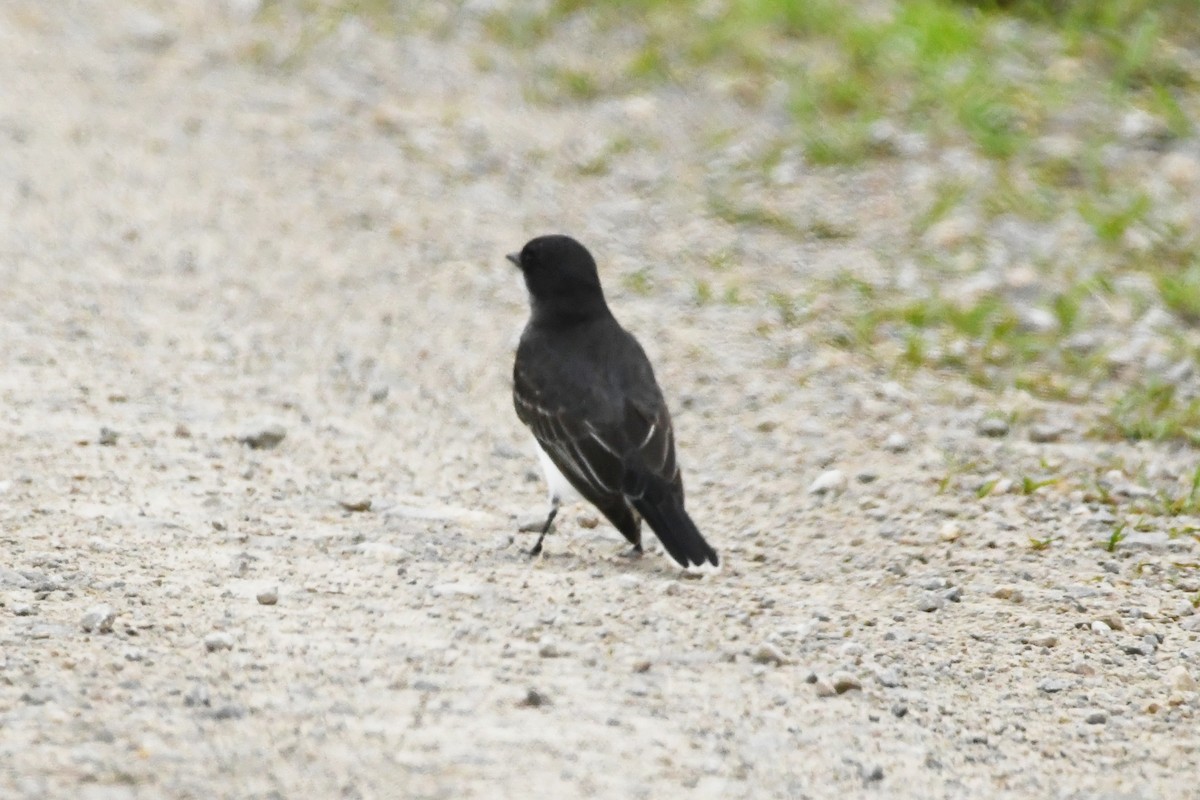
[529,501,559,557]
[616,543,644,560]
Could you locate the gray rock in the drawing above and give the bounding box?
[538,639,563,658]
[184,683,211,708]
[81,604,117,634]
[862,764,884,783]
[883,432,910,453]
[204,632,234,652]
[1123,636,1156,656]
[256,587,279,606]
[12,603,34,616]
[1121,531,1172,550]
[874,666,902,688]
[977,417,1009,438]
[239,423,287,450]
[1084,710,1107,725]
[1028,424,1062,443]
[1038,677,1070,693]
[0,568,30,588]
[209,704,246,721]
[98,427,119,446]
[917,593,944,612]
[1181,616,1200,633]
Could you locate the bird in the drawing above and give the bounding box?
[507,234,719,570]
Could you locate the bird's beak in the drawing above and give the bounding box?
[505,252,521,268]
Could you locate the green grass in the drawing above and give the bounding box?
[482,0,1198,166]
[1157,259,1200,325]
[1095,379,1200,445]
[255,0,1200,451]
[1104,521,1128,552]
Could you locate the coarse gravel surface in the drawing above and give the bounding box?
[2,3,1199,799]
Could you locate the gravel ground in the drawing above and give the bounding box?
[2,3,1199,799]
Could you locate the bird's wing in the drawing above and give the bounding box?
[513,319,682,503]
[513,364,624,502]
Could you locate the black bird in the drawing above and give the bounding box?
[507,234,719,569]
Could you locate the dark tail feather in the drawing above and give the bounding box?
[627,473,719,569]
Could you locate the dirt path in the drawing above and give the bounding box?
[2,3,1197,798]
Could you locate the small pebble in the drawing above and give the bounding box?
[1084,710,1107,725]
[256,587,279,606]
[538,640,563,658]
[204,632,234,652]
[891,703,908,718]
[1038,678,1070,693]
[1024,634,1058,648]
[917,593,944,613]
[1167,665,1198,692]
[831,672,862,694]
[977,417,1009,438]
[13,603,34,617]
[184,683,210,708]
[1163,151,1200,189]
[518,688,550,708]
[808,469,847,496]
[883,432,910,453]
[752,642,789,666]
[81,604,117,634]
[98,427,119,446]
[209,704,246,721]
[1029,424,1061,443]
[239,423,287,450]
[875,667,901,688]
[814,679,838,698]
[339,499,372,513]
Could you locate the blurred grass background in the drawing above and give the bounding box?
[258,0,1200,449]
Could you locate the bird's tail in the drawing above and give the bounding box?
[626,471,719,569]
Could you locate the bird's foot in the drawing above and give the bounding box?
[616,544,644,560]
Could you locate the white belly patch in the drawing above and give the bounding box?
[535,441,581,505]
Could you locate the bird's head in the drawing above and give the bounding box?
[507,235,609,321]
